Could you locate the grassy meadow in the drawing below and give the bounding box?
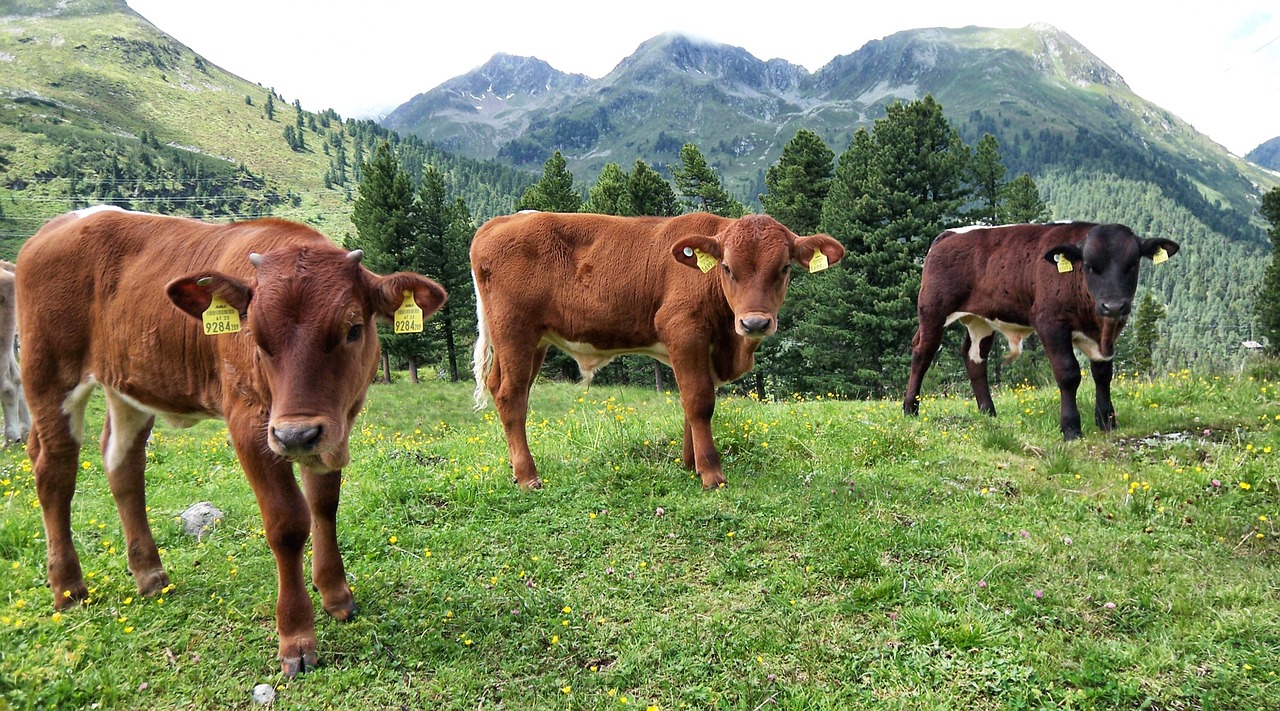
[0,368,1278,709]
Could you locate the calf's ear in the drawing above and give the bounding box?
[372,272,448,322]
[167,272,253,319]
[1140,238,1180,260]
[792,234,845,269]
[671,235,723,270]
[1043,244,1083,266]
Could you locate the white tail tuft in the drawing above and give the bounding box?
[471,276,493,411]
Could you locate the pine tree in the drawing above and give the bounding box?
[293,101,306,150]
[582,162,628,215]
[1001,173,1051,223]
[788,96,971,397]
[265,90,275,121]
[413,166,475,382]
[443,197,478,380]
[968,133,1005,224]
[755,129,834,398]
[671,143,746,217]
[515,151,582,212]
[760,129,834,234]
[623,159,679,217]
[348,141,417,382]
[1125,290,1166,375]
[1254,187,1280,352]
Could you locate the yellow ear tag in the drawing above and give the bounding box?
[1152,247,1169,265]
[808,249,829,273]
[394,290,423,334]
[694,249,718,274]
[201,294,241,335]
[1055,254,1073,273]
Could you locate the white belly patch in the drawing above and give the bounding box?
[945,312,1034,363]
[540,332,671,385]
[1071,332,1111,362]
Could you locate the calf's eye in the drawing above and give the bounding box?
[722,263,733,278]
[346,324,364,343]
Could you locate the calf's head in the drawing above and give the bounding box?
[671,215,844,338]
[1044,224,1178,354]
[167,247,446,471]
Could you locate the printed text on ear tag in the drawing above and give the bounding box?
[394,291,424,334]
[1152,247,1169,265]
[1055,254,1073,273]
[694,249,717,274]
[202,294,241,335]
[809,249,829,273]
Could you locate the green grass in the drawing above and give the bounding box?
[1,370,1279,709]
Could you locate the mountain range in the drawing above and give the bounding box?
[383,26,1277,226]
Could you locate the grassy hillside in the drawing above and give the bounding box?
[0,0,359,252]
[1,370,1278,708]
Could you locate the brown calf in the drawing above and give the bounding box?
[903,222,1178,439]
[471,211,843,489]
[18,206,446,675]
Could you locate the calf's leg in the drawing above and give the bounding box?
[100,389,168,596]
[230,417,318,677]
[1040,330,1084,440]
[0,371,22,443]
[961,329,998,416]
[669,345,724,488]
[1091,359,1118,431]
[302,466,356,621]
[11,360,29,439]
[904,316,944,416]
[487,331,543,489]
[29,380,94,609]
[681,418,695,471]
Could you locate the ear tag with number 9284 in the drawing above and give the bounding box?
[394,291,423,333]
[202,293,241,335]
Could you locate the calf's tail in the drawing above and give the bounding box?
[471,275,492,411]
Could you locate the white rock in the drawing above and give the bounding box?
[179,502,223,538]
[252,683,275,704]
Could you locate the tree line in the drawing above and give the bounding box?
[350,94,1185,399]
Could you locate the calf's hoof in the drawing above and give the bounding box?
[514,475,542,490]
[699,471,727,489]
[52,582,90,610]
[279,649,320,678]
[323,597,358,622]
[134,568,172,597]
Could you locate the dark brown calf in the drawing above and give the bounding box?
[471,211,843,489]
[18,206,446,675]
[903,222,1177,439]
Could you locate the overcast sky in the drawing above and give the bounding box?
[124,1,1279,157]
